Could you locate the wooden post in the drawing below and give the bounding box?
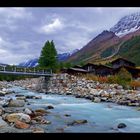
[24,68,26,73]
[14,67,16,72]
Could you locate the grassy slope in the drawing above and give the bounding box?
[118,36,140,66]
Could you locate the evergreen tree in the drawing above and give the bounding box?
[38,40,58,71]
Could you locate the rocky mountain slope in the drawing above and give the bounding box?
[110,12,140,37]
[66,12,140,66]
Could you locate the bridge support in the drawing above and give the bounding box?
[34,76,51,93]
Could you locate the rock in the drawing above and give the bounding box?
[117,123,127,129]
[93,97,101,103]
[34,109,48,116]
[26,95,35,99]
[101,97,108,102]
[64,114,71,117]
[117,85,123,90]
[31,120,37,124]
[15,120,30,129]
[75,94,82,98]
[0,99,10,107]
[47,105,54,109]
[128,102,139,106]
[15,94,25,97]
[56,128,64,132]
[8,99,25,107]
[40,119,51,124]
[32,116,42,122]
[33,96,42,99]
[0,107,4,115]
[32,127,45,133]
[66,92,72,95]
[24,108,32,115]
[67,120,88,126]
[136,107,140,111]
[16,97,26,100]
[0,117,8,128]
[0,91,6,96]
[6,113,31,123]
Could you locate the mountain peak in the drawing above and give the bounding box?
[110,12,140,37]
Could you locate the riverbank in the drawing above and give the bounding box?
[1,77,140,132]
[2,86,140,132]
[10,73,140,107]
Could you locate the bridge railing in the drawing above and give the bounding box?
[0,66,52,75]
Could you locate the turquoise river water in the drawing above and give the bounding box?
[6,86,140,133]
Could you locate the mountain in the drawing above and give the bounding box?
[66,12,140,66]
[19,49,79,67]
[19,12,140,67]
[110,12,140,37]
[66,30,120,64]
[19,58,39,67]
[0,63,9,67]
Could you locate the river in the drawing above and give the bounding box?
[4,86,140,133]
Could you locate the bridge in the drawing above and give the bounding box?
[0,66,53,77]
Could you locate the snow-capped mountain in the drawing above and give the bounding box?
[19,49,79,67]
[19,58,39,67]
[110,12,140,37]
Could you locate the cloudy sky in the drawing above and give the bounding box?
[1,7,140,65]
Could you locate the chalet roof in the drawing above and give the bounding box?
[111,58,135,65]
[68,68,88,72]
[82,63,98,67]
[96,64,113,69]
[114,65,140,71]
[73,65,82,68]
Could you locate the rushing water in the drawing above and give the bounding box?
[6,86,140,133]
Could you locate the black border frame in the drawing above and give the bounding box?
[0,0,140,139]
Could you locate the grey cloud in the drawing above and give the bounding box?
[0,8,140,64]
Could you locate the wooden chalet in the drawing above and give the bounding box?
[66,68,88,75]
[95,65,114,76]
[82,63,98,74]
[62,58,139,78]
[111,58,135,68]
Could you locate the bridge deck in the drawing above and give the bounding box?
[0,70,53,77]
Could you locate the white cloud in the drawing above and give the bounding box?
[0,35,39,64]
[0,8,33,31]
[0,8,32,19]
[39,18,64,34]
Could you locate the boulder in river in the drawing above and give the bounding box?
[8,99,25,107]
[93,97,101,103]
[15,120,30,129]
[34,109,49,116]
[32,127,45,133]
[6,113,31,123]
[0,116,8,128]
[117,123,127,129]
[64,114,71,117]
[46,105,54,109]
[16,96,26,100]
[0,91,7,96]
[24,108,33,115]
[67,120,88,126]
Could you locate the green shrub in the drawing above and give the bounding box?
[108,75,118,84]
[116,68,132,88]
